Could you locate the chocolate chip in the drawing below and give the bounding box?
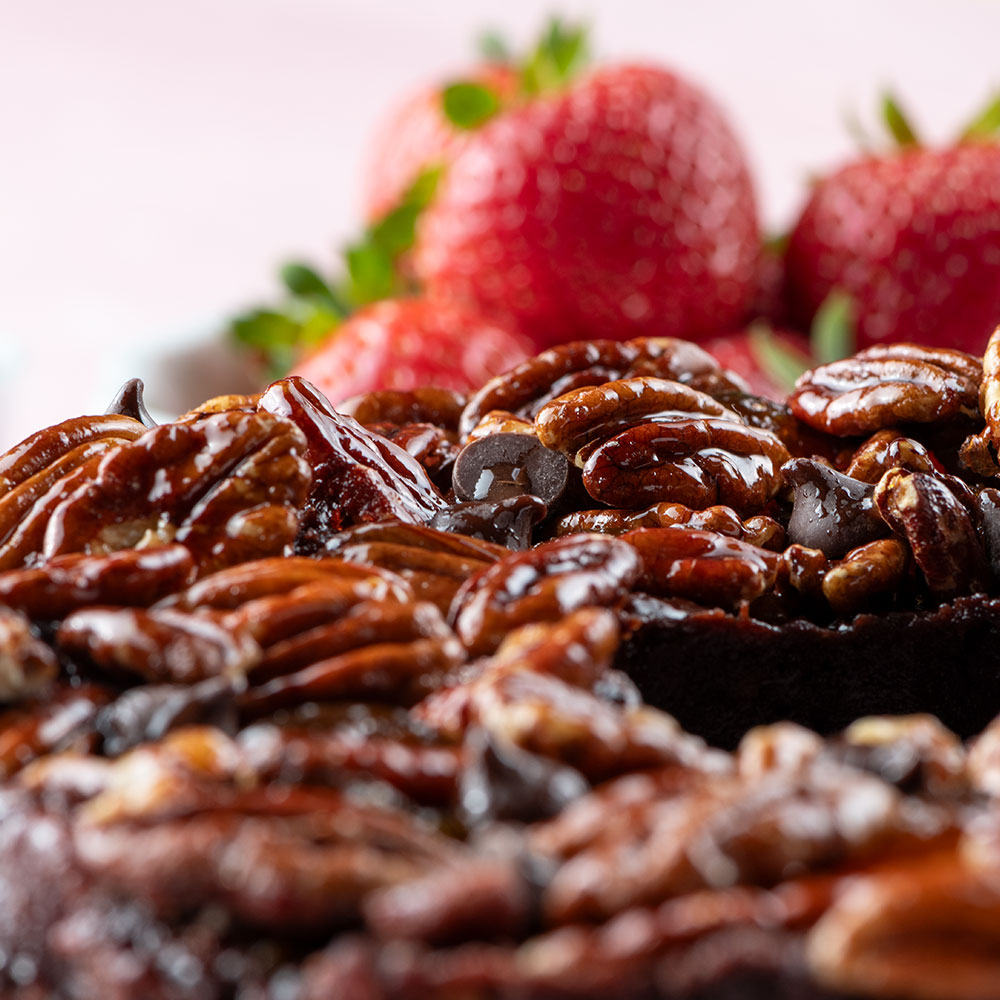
[452,433,569,506]
[104,378,157,428]
[785,458,887,558]
[430,495,548,550]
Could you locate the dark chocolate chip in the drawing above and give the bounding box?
[785,458,887,558]
[458,727,588,826]
[430,495,548,550]
[104,378,157,428]
[452,433,569,506]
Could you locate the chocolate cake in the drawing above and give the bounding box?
[2,331,1000,997]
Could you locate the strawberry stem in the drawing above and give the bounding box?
[881,92,920,148]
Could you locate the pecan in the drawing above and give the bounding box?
[736,723,824,779]
[834,715,967,798]
[466,409,536,441]
[459,337,740,437]
[821,538,909,616]
[242,601,464,712]
[0,608,58,702]
[176,392,260,419]
[259,377,444,547]
[778,543,829,601]
[624,528,779,607]
[845,429,937,483]
[873,469,989,595]
[449,535,642,656]
[323,521,503,614]
[0,683,108,778]
[43,411,311,573]
[789,344,982,436]
[0,414,145,570]
[784,458,887,558]
[807,851,1000,1000]
[158,554,411,612]
[376,421,459,490]
[340,387,466,431]
[742,515,786,551]
[979,323,1000,447]
[58,607,261,684]
[967,714,1000,797]
[0,545,196,621]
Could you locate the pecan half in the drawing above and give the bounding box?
[0,415,145,570]
[845,429,937,483]
[808,851,1000,1000]
[260,377,445,552]
[43,411,311,572]
[0,546,196,621]
[58,607,261,684]
[874,469,989,596]
[778,543,829,601]
[0,608,58,702]
[340,387,466,431]
[624,528,779,607]
[789,344,982,436]
[822,538,909,616]
[460,337,740,438]
[449,535,642,656]
[322,521,503,614]
[979,324,1000,448]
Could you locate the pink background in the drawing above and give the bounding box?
[2,0,999,445]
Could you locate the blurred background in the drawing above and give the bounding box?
[2,0,999,446]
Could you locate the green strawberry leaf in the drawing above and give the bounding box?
[280,262,349,316]
[810,290,856,364]
[881,92,920,147]
[960,93,1000,140]
[442,81,501,130]
[747,324,814,391]
[478,30,512,63]
[521,18,589,95]
[344,242,397,305]
[231,302,340,379]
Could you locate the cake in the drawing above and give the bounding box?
[1,330,1000,997]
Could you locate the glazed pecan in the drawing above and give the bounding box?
[176,392,260,419]
[58,607,261,685]
[159,554,411,612]
[340,387,466,431]
[845,429,937,483]
[323,521,504,614]
[536,378,789,513]
[808,851,1000,1000]
[623,528,779,607]
[459,337,740,437]
[821,537,909,616]
[449,535,642,656]
[0,546,195,621]
[242,600,464,712]
[778,543,829,602]
[874,469,988,596]
[43,410,311,573]
[789,344,982,436]
[979,324,1000,447]
[465,409,536,441]
[374,421,459,490]
[0,607,58,702]
[0,414,145,570]
[260,377,444,544]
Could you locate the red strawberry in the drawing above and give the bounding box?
[362,64,518,222]
[290,298,532,404]
[414,64,760,349]
[786,142,1000,355]
[703,327,812,401]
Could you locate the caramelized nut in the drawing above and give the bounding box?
[779,544,829,601]
[624,528,779,607]
[979,324,1000,448]
[874,469,988,596]
[450,535,642,656]
[0,608,58,702]
[790,344,982,436]
[845,429,937,483]
[821,538,909,616]
[339,387,466,431]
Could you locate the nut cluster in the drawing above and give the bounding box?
[2,333,1000,997]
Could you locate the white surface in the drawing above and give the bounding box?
[2,0,1000,445]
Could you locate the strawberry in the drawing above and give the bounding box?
[290,298,532,404]
[786,96,1000,355]
[414,63,760,349]
[362,64,518,222]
